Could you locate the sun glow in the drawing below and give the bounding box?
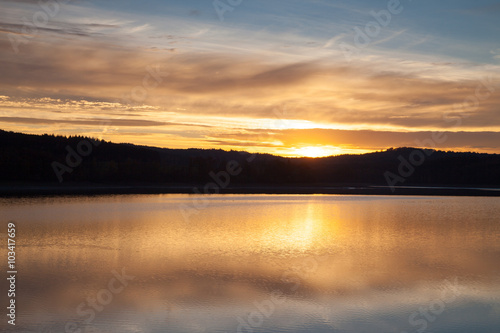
[293,146,340,158]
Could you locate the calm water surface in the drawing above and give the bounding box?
[1,194,499,333]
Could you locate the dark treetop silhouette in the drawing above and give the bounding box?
[1,129,499,195]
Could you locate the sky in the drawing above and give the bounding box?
[0,0,499,157]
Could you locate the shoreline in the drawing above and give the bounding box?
[1,184,500,197]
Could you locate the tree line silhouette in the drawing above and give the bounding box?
[1,129,499,187]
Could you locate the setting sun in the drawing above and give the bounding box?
[293,146,339,158]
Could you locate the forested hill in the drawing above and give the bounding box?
[1,129,500,188]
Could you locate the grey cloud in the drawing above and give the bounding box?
[0,21,104,38]
[0,117,170,127]
[0,116,213,129]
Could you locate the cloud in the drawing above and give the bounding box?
[323,34,346,48]
[189,10,201,17]
[0,116,171,127]
[0,22,97,37]
[209,128,500,152]
[371,29,407,46]
[0,32,498,134]
[491,49,500,60]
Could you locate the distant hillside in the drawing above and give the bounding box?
[1,129,500,188]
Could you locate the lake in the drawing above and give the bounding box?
[1,194,499,333]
